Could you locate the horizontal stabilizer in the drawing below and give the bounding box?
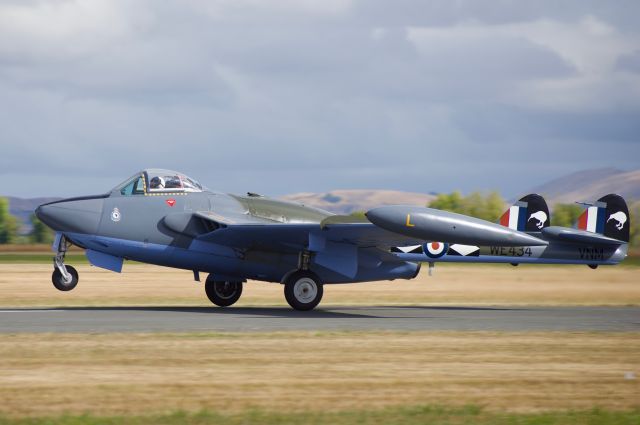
[542,226,624,246]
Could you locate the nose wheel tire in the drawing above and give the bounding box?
[205,277,243,307]
[284,271,323,311]
[52,265,79,291]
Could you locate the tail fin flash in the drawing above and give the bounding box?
[499,194,550,232]
[576,194,629,242]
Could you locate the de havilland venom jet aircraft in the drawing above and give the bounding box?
[36,169,630,311]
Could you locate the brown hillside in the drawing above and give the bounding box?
[281,189,436,214]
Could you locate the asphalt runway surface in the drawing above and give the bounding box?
[0,305,639,333]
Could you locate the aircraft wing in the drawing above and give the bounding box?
[193,204,548,251]
[195,219,424,252]
[184,208,548,278]
[190,213,425,278]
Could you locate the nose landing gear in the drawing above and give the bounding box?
[51,235,79,291]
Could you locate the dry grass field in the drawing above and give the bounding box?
[0,263,637,307]
[1,263,639,422]
[0,331,638,417]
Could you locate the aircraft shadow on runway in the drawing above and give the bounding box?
[58,306,376,319]
[51,305,518,319]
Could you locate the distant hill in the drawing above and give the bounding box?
[284,168,640,214]
[528,168,640,205]
[280,190,437,214]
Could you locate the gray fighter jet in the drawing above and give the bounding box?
[36,169,629,310]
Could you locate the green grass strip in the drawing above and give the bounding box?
[1,406,639,425]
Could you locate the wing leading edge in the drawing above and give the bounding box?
[196,221,425,252]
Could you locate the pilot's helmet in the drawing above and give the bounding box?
[150,176,165,189]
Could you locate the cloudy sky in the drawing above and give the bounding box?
[1,0,639,198]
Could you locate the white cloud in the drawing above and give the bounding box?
[0,2,638,197]
[0,0,141,60]
[407,16,640,112]
[507,16,633,74]
[190,0,353,18]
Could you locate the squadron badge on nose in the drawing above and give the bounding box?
[111,207,121,222]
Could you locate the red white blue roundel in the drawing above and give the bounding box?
[423,242,448,258]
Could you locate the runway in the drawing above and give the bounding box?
[0,305,638,333]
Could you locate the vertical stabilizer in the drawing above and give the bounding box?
[600,194,630,242]
[499,194,550,232]
[576,194,629,242]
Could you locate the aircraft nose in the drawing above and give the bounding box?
[36,198,104,234]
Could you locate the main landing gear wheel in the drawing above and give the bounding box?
[205,276,243,307]
[52,265,79,291]
[284,271,323,311]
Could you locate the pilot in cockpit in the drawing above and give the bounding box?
[149,176,165,189]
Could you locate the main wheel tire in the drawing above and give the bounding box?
[205,277,243,307]
[52,265,79,291]
[284,271,323,311]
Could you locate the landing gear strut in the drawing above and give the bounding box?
[51,235,79,291]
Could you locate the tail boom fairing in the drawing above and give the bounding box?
[387,193,629,267]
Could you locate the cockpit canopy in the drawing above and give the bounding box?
[114,169,204,196]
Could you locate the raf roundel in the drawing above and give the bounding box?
[422,241,448,258]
